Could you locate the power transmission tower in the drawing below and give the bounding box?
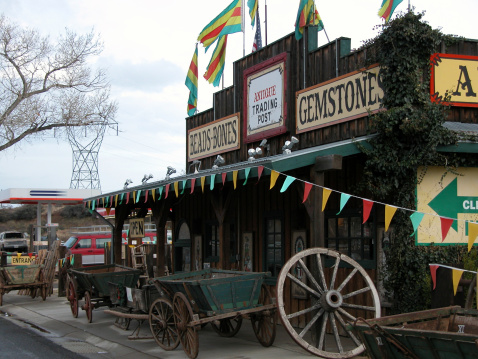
[67,119,118,191]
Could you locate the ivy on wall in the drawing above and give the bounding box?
[360,11,477,313]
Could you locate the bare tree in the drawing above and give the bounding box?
[0,14,117,151]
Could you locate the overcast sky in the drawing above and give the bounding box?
[1,0,477,194]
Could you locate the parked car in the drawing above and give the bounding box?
[0,231,29,253]
[64,231,157,266]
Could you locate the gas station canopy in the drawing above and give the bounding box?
[0,188,101,205]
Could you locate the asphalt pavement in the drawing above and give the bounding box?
[0,285,318,359]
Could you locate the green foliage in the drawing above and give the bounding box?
[360,11,471,313]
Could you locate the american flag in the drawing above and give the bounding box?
[252,10,262,52]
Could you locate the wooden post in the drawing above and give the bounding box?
[114,204,130,265]
[151,200,169,277]
[210,189,233,269]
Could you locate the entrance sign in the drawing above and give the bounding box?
[243,53,287,143]
[416,166,478,245]
[430,53,478,108]
[188,113,240,161]
[296,65,384,133]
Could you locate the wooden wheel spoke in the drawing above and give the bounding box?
[318,310,329,350]
[287,302,322,320]
[341,302,376,311]
[336,268,358,292]
[329,312,344,353]
[298,258,324,294]
[315,254,329,291]
[333,311,362,346]
[342,286,371,299]
[329,256,340,290]
[286,273,321,298]
[299,308,324,338]
[337,307,356,321]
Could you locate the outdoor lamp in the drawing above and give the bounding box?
[248,147,263,162]
[141,174,153,184]
[212,155,225,169]
[259,139,270,156]
[123,179,133,189]
[282,136,299,154]
[189,160,201,174]
[165,166,176,180]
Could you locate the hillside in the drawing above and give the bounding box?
[0,204,110,241]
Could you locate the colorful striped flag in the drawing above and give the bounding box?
[378,0,403,22]
[197,0,242,51]
[247,0,258,26]
[252,8,262,52]
[295,0,323,40]
[204,35,228,87]
[185,45,198,116]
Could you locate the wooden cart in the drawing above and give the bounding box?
[276,248,381,359]
[0,264,47,306]
[67,264,141,323]
[348,306,478,359]
[150,268,276,359]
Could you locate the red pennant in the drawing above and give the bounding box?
[363,200,373,224]
[440,217,454,242]
[126,192,130,204]
[28,253,33,258]
[110,195,114,206]
[429,265,438,290]
[302,182,313,203]
[222,172,227,185]
[257,166,264,184]
[190,178,196,194]
[144,190,149,203]
[165,184,170,199]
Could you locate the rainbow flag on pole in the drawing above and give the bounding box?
[295,0,323,40]
[197,0,242,51]
[378,0,403,22]
[185,45,198,116]
[204,35,228,87]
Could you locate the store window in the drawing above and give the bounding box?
[264,214,284,277]
[325,211,376,268]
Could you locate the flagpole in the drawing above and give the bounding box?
[242,0,245,57]
[265,0,268,46]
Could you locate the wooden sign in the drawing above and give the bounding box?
[129,218,145,239]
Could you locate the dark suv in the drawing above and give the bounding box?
[0,231,29,253]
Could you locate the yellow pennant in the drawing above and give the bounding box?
[201,177,206,193]
[322,188,332,211]
[152,188,156,201]
[105,208,111,216]
[452,269,464,296]
[17,252,22,258]
[468,222,478,252]
[174,182,179,197]
[385,205,398,232]
[115,194,118,207]
[233,171,238,189]
[270,170,280,189]
[133,191,136,204]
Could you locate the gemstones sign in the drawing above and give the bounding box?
[430,53,478,108]
[416,166,478,245]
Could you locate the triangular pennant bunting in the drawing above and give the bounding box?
[363,200,373,224]
[429,264,438,290]
[201,177,206,193]
[337,193,351,215]
[210,174,216,191]
[270,170,280,189]
[233,170,238,189]
[440,217,454,242]
[257,166,264,183]
[190,178,196,194]
[385,205,397,232]
[181,180,187,195]
[302,182,312,203]
[410,212,425,237]
[222,172,227,185]
[280,176,295,193]
[452,269,464,296]
[468,222,478,252]
[322,188,332,211]
[174,182,179,197]
[244,168,251,185]
[165,184,170,199]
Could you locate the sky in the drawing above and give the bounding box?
[1,0,477,195]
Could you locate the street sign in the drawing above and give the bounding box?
[416,166,478,245]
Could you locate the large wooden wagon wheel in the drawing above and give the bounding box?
[67,275,79,318]
[173,292,199,359]
[149,297,180,350]
[277,248,381,359]
[465,274,477,309]
[83,291,94,323]
[250,284,276,346]
[211,316,243,337]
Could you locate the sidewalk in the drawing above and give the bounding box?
[0,287,318,359]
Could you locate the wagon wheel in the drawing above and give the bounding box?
[277,248,381,359]
[211,316,243,337]
[30,287,38,299]
[40,271,47,301]
[84,291,94,323]
[173,292,199,359]
[149,297,180,350]
[465,274,477,309]
[67,276,79,318]
[251,284,276,347]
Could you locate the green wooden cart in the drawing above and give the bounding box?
[149,268,276,359]
[67,264,141,323]
[348,306,478,359]
[0,264,47,306]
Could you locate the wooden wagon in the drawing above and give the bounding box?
[348,306,478,359]
[0,264,47,306]
[67,264,142,323]
[149,268,276,359]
